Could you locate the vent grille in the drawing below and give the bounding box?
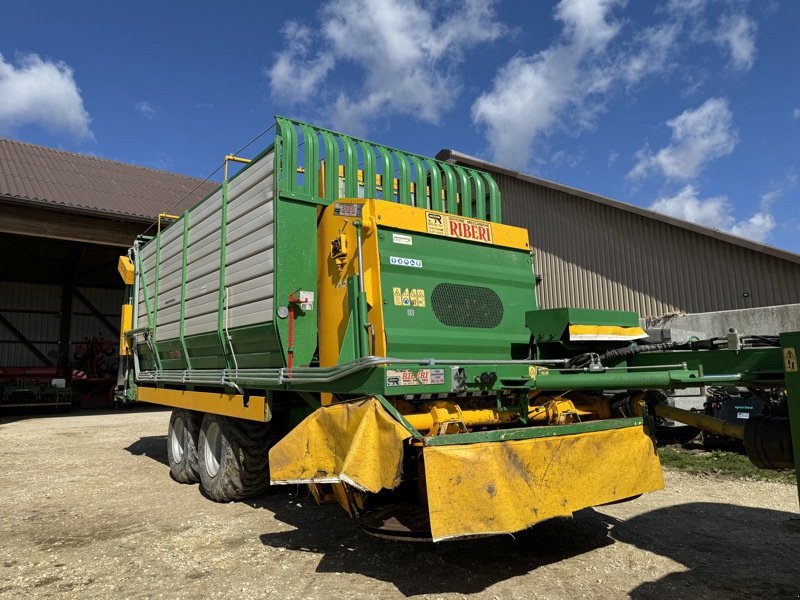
[431,283,504,328]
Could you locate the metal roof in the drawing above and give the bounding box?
[0,137,218,222]
[436,148,800,266]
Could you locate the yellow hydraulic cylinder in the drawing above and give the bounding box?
[404,405,516,434]
[654,404,746,440]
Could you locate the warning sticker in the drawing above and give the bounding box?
[392,287,426,307]
[784,347,798,372]
[425,212,492,243]
[333,202,363,217]
[386,368,445,387]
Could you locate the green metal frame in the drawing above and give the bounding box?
[780,332,800,500]
[274,116,502,222]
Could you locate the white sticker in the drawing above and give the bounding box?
[392,233,413,245]
[390,256,422,268]
[298,290,315,311]
[737,412,750,419]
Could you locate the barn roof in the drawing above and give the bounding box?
[0,137,217,222]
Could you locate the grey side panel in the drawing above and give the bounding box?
[138,150,276,342]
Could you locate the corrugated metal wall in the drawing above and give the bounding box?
[0,282,121,367]
[499,175,800,318]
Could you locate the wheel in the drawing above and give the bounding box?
[167,409,202,483]
[197,413,273,502]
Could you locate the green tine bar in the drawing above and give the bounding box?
[439,162,458,214]
[454,165,472,217]
[426,159,442,211]
[276,118,297,194]
[216,178,232,369]
[178,210,192,369]
[409,155,426,208]
[273,116,503,222]
[320,131,338,202]
[341,136,358,198]
[377,146,393,202]
[483,172,501,222]
[299,123,319,197]
[154,228,162,333]
[360,141,376,198]
[396,152,411,205]
[471,168,487,220]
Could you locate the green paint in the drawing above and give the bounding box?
[527,307,641,342]
[378,227,536,361]
[217,177,232,369]
[421,417,644,446]
[779,332,800,501]
[273,116,502,222]
[179,210,192,369]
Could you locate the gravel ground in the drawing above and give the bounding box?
[1,408,799,599]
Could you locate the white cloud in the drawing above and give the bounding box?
[472,0,625,168]
[793,108,800,120]
[0,53,92,139]
[471,1,759,170]
[134,101,157,120]
[650,184,775,243]
[629,97,737,180]
[266,0,505,134]
[267,21,334,104]
[714,14,757,71]
[729,211,775,241]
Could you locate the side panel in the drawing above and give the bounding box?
[136,150,280,369]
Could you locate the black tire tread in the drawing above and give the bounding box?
[168,409,202,484]
[199,414,273,502]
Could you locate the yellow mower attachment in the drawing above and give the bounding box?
[269,396,664,541]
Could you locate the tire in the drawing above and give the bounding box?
[197,413,273,502]
[167,409,202,483]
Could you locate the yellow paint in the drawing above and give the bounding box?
[136,386,269,422]
[318,199,387,387]
[317,198,530,387]
[374,201,529,251]
[404,404,516,434]
[119,304,133,355]
[422,425,664,541]
[269,397,411,493]
[117,255,135,285]
[568,324,648,341]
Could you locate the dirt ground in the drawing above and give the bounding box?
[1,409,799,600]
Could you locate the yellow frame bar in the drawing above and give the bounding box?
[137,387,269,422]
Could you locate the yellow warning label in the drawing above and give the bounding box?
[528,366,537,379]
[784,347,798,372]
[393,287,426,307]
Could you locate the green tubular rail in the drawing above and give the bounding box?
[274,116,503,223]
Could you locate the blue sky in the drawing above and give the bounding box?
[2,0,799,252]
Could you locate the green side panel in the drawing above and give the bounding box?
[228,323,283,368]
[181,332,225,369]
[273,198,318,367]
[378,229,536,360]
[527,307,641,342]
